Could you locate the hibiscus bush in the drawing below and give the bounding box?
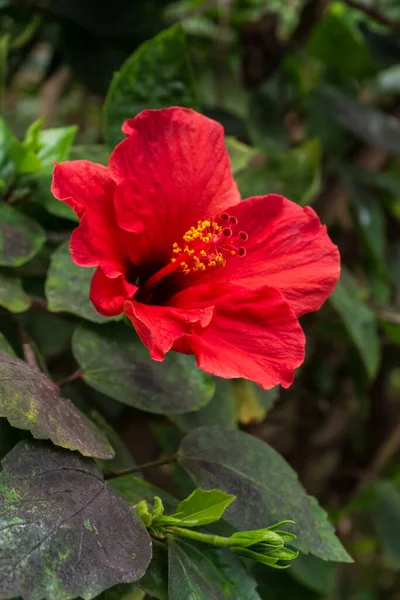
[1,1,400,599]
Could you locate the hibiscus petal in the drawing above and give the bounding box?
[52,161,127,276]
[202,194,340,317]
[90,267,137,316]
[109,107,240,265]
[172,283,305,390]
[124,299,215,361]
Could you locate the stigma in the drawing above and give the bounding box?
[171,214,248,275]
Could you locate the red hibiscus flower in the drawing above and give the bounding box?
[51,107,340,390]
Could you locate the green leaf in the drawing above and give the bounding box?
[103,25,199,148]
[247,85,288,155]
[178,426,352,562]
[308,12,373,78]
[109,475,177,514]
[95,583,146,600]
[329,268,380,378]
[340,167,386,267]
[253,566,319,600]
[137,540,168,600]
[367,480,400,566]
[45,241,116,323]
[0,115,14,177]
[9,141,42,175]
[18,310,73,361]
[23,117,44,154]
[0,333,15,356]
[318,86,400,156]
[225,137,257,175]
[69,144,109,164]
[233,379,279,425]
[37,125,78,168]
[172,378,237,433]
[89,411,136,474]
[72,323,215,414]
[0,269,30,312]
[0,352,114,459]
[0,440,152,600]
[290,553,336,594]
[168,488,235,527]
[0,203,45,267]
[33,173,79,221]
[236,139,321,206]
[168,537,262,600]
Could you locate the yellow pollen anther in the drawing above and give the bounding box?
[170,218,243,275]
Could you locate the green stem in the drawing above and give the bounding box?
[104,454,178,480]
[165,526,233,547]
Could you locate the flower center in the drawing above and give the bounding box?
[138,213,247,300]
[171,213,248,275]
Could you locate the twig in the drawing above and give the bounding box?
[352,424,400,496]
[17,323,42,372]
[344,0,399,27]
[374,306,400,325]
[57,368,84,388]
[104,454,179,480]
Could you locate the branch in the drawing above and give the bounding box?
[344,0,399,27]
[104,454,179,480]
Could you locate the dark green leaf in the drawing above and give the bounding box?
[18,310,73,361]
[168,537,262,600]
[169,488,235,527]
[340,167,386,266]
[367,480,400,566]
[329,268,380,378]
[360,22,400,69]
[179,426,352,562]
[0,333,14,356]
[137,540,168,600]
[0,440,152,600]
[0,115,14,177]
[308,13,373,78]
[103,25,199,148]
[247,85,287,154]
[33,173,79,221]
[150,422,194,497]
[0,203,45,267]
[0,352,114,459]
[69,144,109,164]
[236,139,321,206]
[72,323,215,414]
[89,411,136,474]
[94,583,145,599]
[290,553,336,594]
[109,475,177,513]
[172,378,237,433]
[0,270,30,312]
[318,86,400,156]
[254,565,319,600]
[45,241,116,323]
